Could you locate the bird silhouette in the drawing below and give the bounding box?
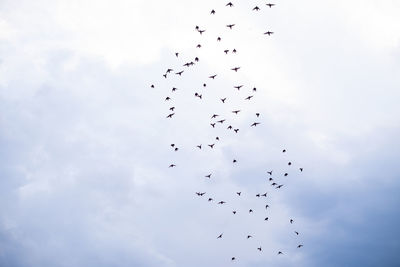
[282,149,286,153]
[217,233,223,238]
[211,114,219,119]
[221,98,227,103]
[249,209,253,213]
[226,2,233,7]
[297,245,303,248]
[208,144,215,148]
[218,201,226,204]
[247,235,252,238]
[196,44,201,48]
[267,171,273,175]
[172,87,178,92]
[232,110,241,114]
[251,122,260,127]
[300,168,303,172]
[210,123,216,128]
[278,251,283,255]
[253,6,260,11]
[288,162,292,166]
[226,24,235,29]
[211,9,216,14]
[197,145,202,149]
[208,198,213,201]
[245,95,254,100]
[231,67,240,72]
[276,184,284,189]
[253,87,257,92]
[169,107,175,111]
[175,52,179,57]
[165,97,171,101]
[166,68,173,73]
[209,74,217,79]
[256,113,260,117]
[266,3,275,8]
[175,70,184,75]
[233,159,237,163]
[290,219,294,224]
[264,31,274,35]
[205,174,212,179]
[261,193,267,197]
[224,49,229,54]
[265,205,270,209]
[234,128,239,133]
[295,231,299,235]
[232,211,237,214]
[257,247,262,251]
[227,125,233,130]
[265,217,269,221]
[217,119,225,123]
[151,84,154,88]
[231,257,236,261]
[217,37,221,41]
[169,164,176,168]
[236,192,241,196]
[163,74,167,78]
[232,48,237,53]
[234,85,243,90]
[166,113,175,118]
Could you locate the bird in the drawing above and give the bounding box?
[265,217,269,221]
[264,31,274,36]
[226,2,233,7]
[166,113,175,118]
[221,98,227,103]
[208,198,213,201]
[236,192,241,196]
[211,114,219,119]
[256,194,260,197]
[208,144,215,148]
[227,125,233,130]
[233,159,237,163]
[253,6,260,11]
[295,231,299,235]
[217,119,225,123]
[245,95,254,100]
[196,192,206,196]
[217,233,223,238]
[300,168,303,172]
[234,129,239,133]
[271,182,277,186]
[231,257,236,261]
[172,87,178,92]
[232,48,237,53]
[205,174,212,179]
[232,210,237,214]
[247,235,252,239]
[197,145,202,149]
[269,178,273,181]
[261,193,267,197]
[251,122,260,127]
[151,84,154,88]
[169,107,175,111]
[231,67,240,72]
[234,85,243,90]
[218,201,226,204]
[174,148,178,151]
[297,245,303,248]
[266,3,275,8]
[209,74,217,79]
[216,136,220,141]
[257,247,262,251]
[203,83,207,87]
[282,149,286,153]
[165,97,171,101]
[166,68,173,73]
[210,9,216,14]
[163,74,167,78]
[267,171,273,175]
[290,219,294,224]
[224,49,229,54]
[196,44,201,48]
[284,173,288,176]
[288,162,292,166]
[256,113,260,117]
[171,144,175,147]
[195,57,199,62]
[232,110,241,114]
[175,70,184,75]
[169,164,176,168]
[210,123,216,128]
[253,87,257,92]
[276,184,284,189]
[217,37,221,41]
[265,205,269,209]
[175,52,179,57]
[226,24,235,29]
[278,251,283,255]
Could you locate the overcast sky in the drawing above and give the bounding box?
[1,0,400,266]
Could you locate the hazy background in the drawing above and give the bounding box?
[1,0,400,266]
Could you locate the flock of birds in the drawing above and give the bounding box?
[151,1,305,263]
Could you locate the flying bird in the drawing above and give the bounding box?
[278,251,283,255]
[290,219,294,224]
[247,235,252,239]
[266,3,275,8]
[249,209,253,213]
[217,37,221,41]
[166,68,173,73]
[196,44,201,48]
[165,97,171,101]
[295,231,299,235]
[251,122,260,127]
[300,168,303,172]
[227,125,233,130]
[218,201,226,204]
[208,144,215,148]
[256,113,260,117]
[151,84,154,88]
[231,67,240,72]
[267,171,273,175]
[297,245,303,248]
[224,49,229,54]
[226,24,235,29]
[198,29,205,35]
[221,98,227,103]
[209,74,217,79]
[232,210,237,214]
[217,119,225,123]
[264,31,274,36]
[175,70,184,75]
[234,85,243,90]
[226,2,233,7]
[210,123,216,128]
[169,164,176,168]
[211,114,219,119]
[245,95,254,100]
[175,52,179,57]
[169,107,175,111]
[211,9,216,14]
[217,233,223,238]
[232,48,237,53]
[197,144,202,149]
[257,247,262,251]
[232,110,241,114]
[234,129,239,133]
[253,6,260,11]
[163,74,167,78]
[205,174,212,179]
[236,192,241,196]
[166,113,175,118]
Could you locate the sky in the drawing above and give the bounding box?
[0,0,400,266]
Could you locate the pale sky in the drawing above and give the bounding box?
[1,0,400,266]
